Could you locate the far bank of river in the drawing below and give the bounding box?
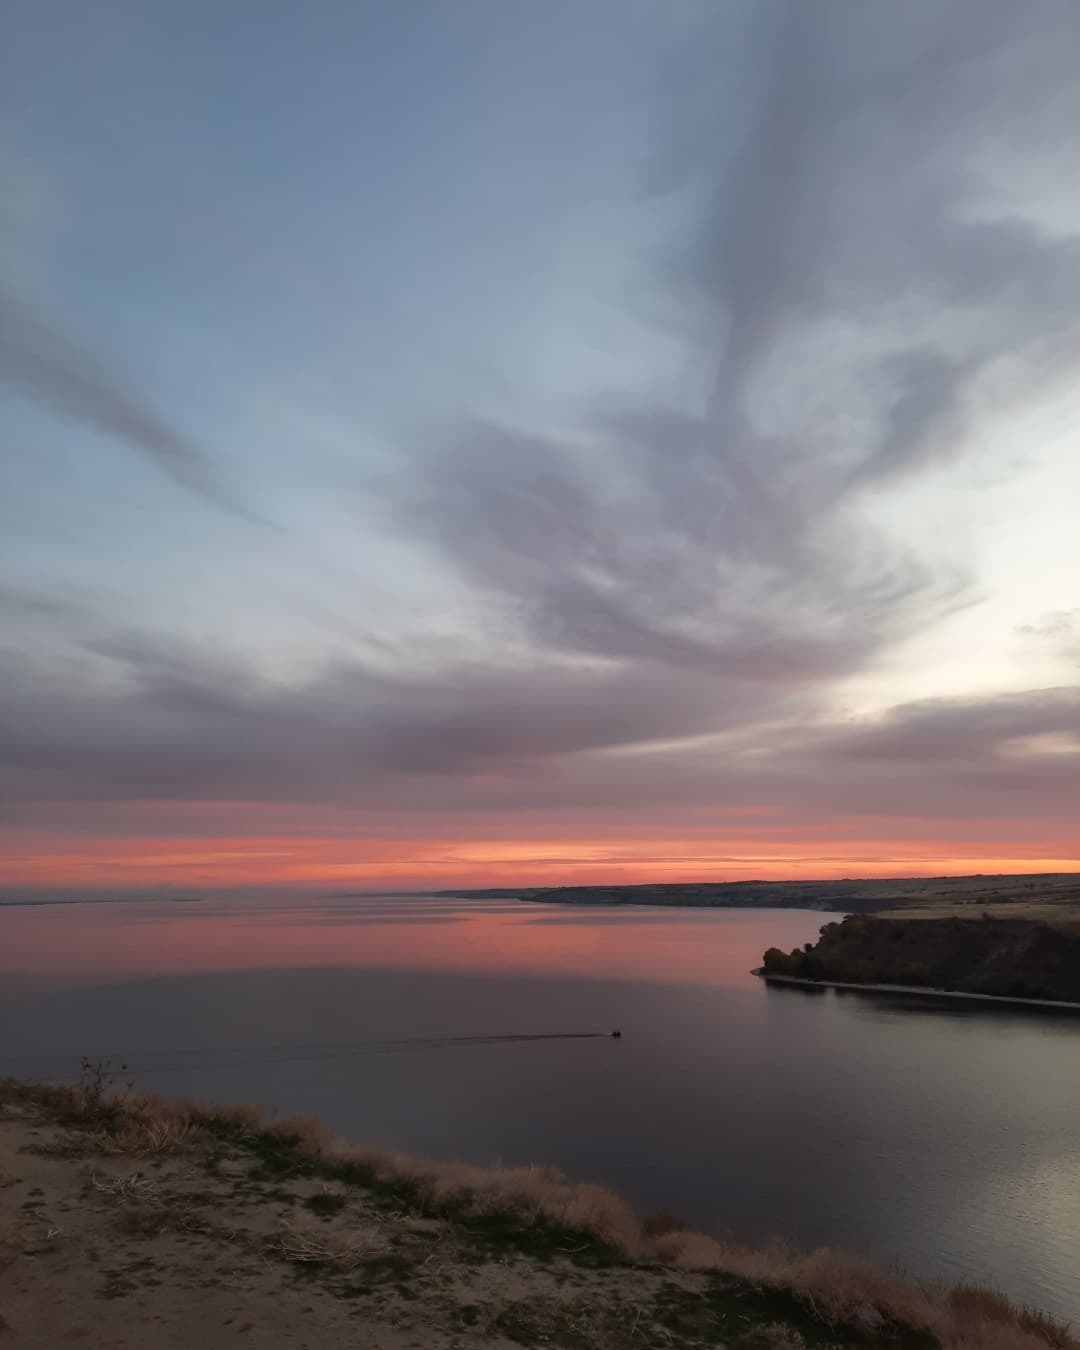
[760,913,1080,1003]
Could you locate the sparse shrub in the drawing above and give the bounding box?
[75,1058,132,1114]
[277,1217,381,1268]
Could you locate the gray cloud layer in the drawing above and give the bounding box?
[2,1,1078,847]
[1,626,1076,833]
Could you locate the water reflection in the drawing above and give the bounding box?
[2,895,1078,1322]
[0,894,820,989]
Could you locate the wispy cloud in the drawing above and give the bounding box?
[391,2,1080,699]
[1,1,1077,883]
[0,285,252,517]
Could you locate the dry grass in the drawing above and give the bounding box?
[320,1145,1076,1349]
[647,1232,1075,1350]
[945,1286,1076,1350]
[276,1217,382,1269]
[378,1153,644,1250]
[641,1210,694,1238]
[4,1075,1075,1350]
[89,1169,158,1201]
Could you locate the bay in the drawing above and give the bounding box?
[2,894,1078,1320]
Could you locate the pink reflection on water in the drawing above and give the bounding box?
[0,896,827,990]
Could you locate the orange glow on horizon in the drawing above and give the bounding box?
[3,824,1078,894]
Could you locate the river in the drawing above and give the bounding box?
[2,893,1078,1320]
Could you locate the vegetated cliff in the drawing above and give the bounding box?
[762,915,1080,1003]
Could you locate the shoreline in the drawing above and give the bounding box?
[753,968,1080,1012]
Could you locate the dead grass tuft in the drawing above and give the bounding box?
[103,1106,202,1156]
[89,1170,157,1201]
[276,1219,382,1269]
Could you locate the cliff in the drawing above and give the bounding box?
[762,915,1080,1003]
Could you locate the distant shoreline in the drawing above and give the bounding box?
[0,896,206,908]
[4,871,1079,909]
[753,968,1080,1012]
[443,870,1080,914]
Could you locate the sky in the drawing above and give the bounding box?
[1,0,1078,897]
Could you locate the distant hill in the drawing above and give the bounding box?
[441,872,1080,913]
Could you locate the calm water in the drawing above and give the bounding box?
[2,894,1079,1320]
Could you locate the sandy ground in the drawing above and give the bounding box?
[0,1094,710,1350]
[0,1109,421,1349]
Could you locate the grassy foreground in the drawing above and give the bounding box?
[0,1075,1072,1350]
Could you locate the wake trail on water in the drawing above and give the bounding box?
[0,1032,618,1079]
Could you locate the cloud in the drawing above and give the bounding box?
[0,285,252,517]
[823,688,1080,766]
[1017,612,1080,639]
[1,615,1076,840]
[2,2,1077,869]
[402,414,948,688]
[386,1,1078,703]
[0,583,89,625]
[1017,611,1080,667]
[0,621,768,804]
[661,0,1080,497]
